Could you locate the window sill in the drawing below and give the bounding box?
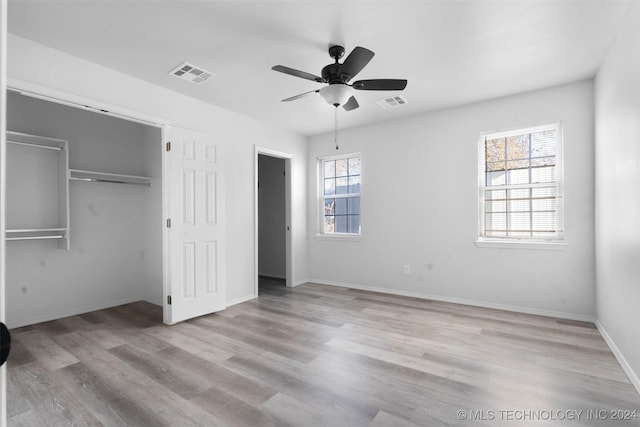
[475,239,567,250]
[315,233,362,242]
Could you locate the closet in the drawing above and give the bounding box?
[5,91,163,327]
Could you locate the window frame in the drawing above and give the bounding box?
[477,123,566,248]
[317,152,362,238]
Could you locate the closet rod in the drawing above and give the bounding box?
[7,228,67,233]
[69,176,151,186]
[7,139,64,151]
[6,235,65,241]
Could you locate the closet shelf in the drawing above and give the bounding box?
[69,169,152,186]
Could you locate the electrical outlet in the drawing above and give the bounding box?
[403,265,411,276]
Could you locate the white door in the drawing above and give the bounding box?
[164,127,226,324]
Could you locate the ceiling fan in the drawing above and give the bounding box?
[272,45,407,111]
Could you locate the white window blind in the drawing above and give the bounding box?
[479,123,563,240]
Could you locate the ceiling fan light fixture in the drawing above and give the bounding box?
[273,44,407,113]
[319,84,353,107]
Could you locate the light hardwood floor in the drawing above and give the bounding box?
[7,281,640,426]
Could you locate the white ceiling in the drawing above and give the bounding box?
[7,0,630,136]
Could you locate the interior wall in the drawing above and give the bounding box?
[6,92,161,326]
[594,2,640,390]
[7,34,308,307]
[308,79,596,319]
[258,154,286,279]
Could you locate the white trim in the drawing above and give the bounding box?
[254,146,294,296]
[257,146,294,159]
[318,151,361,162]
[142,297,163,307]
[314,233,362,242]
[308,279,596,323]
[596,320,640,395]
[6,296,142,329]
[7,79,167,128]
[1,1,8,424]
[479,122,559,140]
[228,281,309,308]
[161,126,170,324]
[226,294,256,307]
[475,239,567,250]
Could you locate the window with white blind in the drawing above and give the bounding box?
[478,123,563,242]
[319,153,361,235]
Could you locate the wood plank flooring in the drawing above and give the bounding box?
[7,280,640,426]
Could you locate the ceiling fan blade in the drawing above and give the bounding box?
[342,96,359,111]
[339,46,374,82]
[281,89,319,102]
[272,65,324,83]
[352,79,408,91]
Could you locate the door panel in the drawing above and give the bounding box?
[205,241,218,294]
[164,127,225,324]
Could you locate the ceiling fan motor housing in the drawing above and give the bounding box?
[323,45,356,83]
[322,63,346,84]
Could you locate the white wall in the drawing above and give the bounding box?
[308,80,596,319]
[594,2,640,390]
[7,34,308,310]
[6,92,161,326]
[258,155,286,279]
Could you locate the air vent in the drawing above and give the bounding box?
[169,62,215,84]
[376,95,408,109]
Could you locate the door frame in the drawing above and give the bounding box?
[1,1,8,424]
[254,146,293,295]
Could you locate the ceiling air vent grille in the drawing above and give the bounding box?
[169,62,215,84]
[377,95,408,109]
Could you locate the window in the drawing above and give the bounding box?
[320,153,361,235]
[479,123,563,241]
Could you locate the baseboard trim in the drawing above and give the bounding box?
[142,297,162,307]
[292,278,309,288]
[595,320,640,395]
[226,294,256,307]
[7,296,143,329]
[308,279,596,323]
[226,279,309,306]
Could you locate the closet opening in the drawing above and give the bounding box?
[5,90,164,328]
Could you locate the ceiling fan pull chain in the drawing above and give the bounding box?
[334,106,339,150]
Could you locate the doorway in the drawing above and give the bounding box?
[254,147,292,296]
